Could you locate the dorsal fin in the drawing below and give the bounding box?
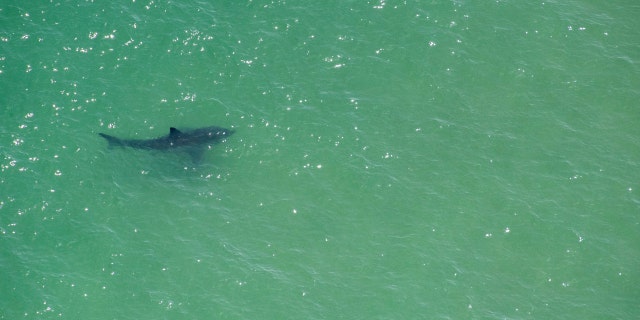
[169,127,181,136]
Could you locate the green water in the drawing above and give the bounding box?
[2,1,639,319]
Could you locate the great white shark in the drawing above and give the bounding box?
[99,125,234,163]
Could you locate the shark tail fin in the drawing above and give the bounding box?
[99,133,124,148]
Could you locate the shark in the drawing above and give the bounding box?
[98,125,234,163]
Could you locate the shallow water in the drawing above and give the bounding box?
[1,1,639,318]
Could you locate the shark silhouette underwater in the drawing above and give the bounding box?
[99,125,234,163]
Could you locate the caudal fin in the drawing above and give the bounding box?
[98,133,124,147]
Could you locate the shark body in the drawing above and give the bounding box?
[99,126,234,162]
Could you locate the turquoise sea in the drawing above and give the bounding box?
[1,1,639,319]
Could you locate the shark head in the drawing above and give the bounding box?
[168,126,234,145]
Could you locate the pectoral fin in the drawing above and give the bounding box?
[185,147,206,164]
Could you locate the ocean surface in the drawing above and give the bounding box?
[1,1,639,319]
